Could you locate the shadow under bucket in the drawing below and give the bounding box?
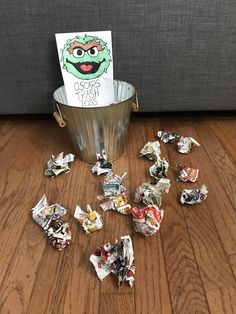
[53,80,138,163]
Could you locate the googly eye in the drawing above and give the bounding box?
[72,48,85,58]
[88,47,99,57]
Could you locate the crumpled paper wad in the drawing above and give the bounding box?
[180,185,208,204]
[134,179,170,206]
[177,165,199,182]
[155,178,171,194]
[131,205,164,237]
[91,151,112,176]
[101,172,127,197]
[177,137,200,153]
[157,130,180,143]
[90,235,135,287]
[74,204,104,234]
[100,193,132,215]
[149,158,169,180]
[139,141,161,161]
[31,195,71,251]
[45,152,75,177]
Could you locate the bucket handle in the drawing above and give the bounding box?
[52,99,66,128]
[131,92,139,112]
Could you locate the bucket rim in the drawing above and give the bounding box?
[53,79,135,110]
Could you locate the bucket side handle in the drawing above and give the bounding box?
[52,99,66,128]
[131,92,139,112]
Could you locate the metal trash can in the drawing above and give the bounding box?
[53,80,138,163]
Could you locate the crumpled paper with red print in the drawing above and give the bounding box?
[90,235,135,287]
[31,195,71,251]
[131,205,164,237]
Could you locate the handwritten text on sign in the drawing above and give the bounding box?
[74,79,101,107]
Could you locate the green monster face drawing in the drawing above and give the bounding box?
[61,35,112,80]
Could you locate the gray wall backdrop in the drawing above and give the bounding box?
[0,0,236,113]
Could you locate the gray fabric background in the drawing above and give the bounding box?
[0,0,236,113]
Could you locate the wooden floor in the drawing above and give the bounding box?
[0,113,236,314]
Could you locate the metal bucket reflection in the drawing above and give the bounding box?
[53,80,137,163]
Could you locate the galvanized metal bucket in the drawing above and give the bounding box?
[53,80,138,163]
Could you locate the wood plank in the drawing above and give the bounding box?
[99,294,135,314]
[210,118,236,164]
[0,121,54,311]
[0,221,46,314]
[228,254,236,280]
[0,121,56,282]
[197,120,236,211]
[133,234,173,314]
[189,119,236,256]
[206,287,236,314]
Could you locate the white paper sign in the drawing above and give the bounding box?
[55,31,114,107]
